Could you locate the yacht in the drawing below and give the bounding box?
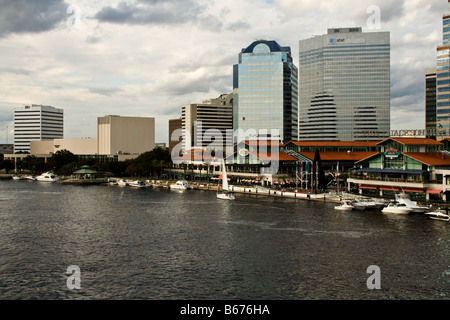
[217,159,235,200]
[353,197,377,210]
[128,180,147,188]
[36,171,58,182]
[382,201,413,215]
[117,179,128,186]
[334,200,354,211]
[25,175,37,181]
[170,180,192,190]
[395,193,429,214]
[425,209,449,222]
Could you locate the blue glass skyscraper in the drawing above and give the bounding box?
[436,1,450,140]
[233,40,298,143]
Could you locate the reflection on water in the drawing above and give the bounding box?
[0,181,448,300]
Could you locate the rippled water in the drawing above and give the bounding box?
[0,180,448,300]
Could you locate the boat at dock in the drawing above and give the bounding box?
[117,179,128,186]
[425,209,449,221]
[128,180,147,188]
[217,159,235,200]
[36,171,58,182]
[170,180,192,190]
[11,174,24,180]
[334,200,354,211]
[351,198,378,211]
[395,193,430,214]
[382,201,413,215]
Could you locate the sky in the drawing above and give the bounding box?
[0,0,448,145]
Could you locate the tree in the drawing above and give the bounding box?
[49,150,78,171]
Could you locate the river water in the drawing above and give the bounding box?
[0,180,448,300]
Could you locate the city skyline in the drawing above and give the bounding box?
[0,0,447,145]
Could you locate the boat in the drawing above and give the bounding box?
[170,180,192,190]
[382,201,413,215]
[395,193,430,214]
[352,197,377,211]
[217,159,235,200]
[425,210,450,222]
[128,180,147,188]
[25,175,37,181]
[36,171,58,182]
[334,200,354,211]
[11,174,24,180]
[117,179,128,186]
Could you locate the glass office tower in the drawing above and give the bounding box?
[436,2,450,140]
[299,28,390,141]
[425,68,437,139]
[233,40,298,143]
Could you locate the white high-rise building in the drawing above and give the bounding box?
[299,27,390,141]
[181,93,233,152]
[14,104,64,153]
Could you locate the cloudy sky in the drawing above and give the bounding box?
[0,0,447,145]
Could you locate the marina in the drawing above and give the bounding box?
[0,179,448,300]
[4,173,450,216]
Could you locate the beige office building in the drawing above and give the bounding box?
[97,115,155,155]
[31,138,98,155]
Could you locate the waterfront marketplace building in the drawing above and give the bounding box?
[347,137,450,201]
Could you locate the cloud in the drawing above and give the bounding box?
[0,0,447,143]
[93,0,250,32]
[0,0,68,38]
[94,0,206,25]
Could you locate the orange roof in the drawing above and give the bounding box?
[403,152,450,166]
[285,140,380,147]
[237,140,283,147]
[299,151,379,161]
[378,137,443,146]
[249,151,297,162]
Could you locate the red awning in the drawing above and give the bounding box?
[359,185,377,190]
[402,189,424,193]
[427,189,443,194]
[380,187,400,191]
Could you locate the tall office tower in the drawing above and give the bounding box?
[299,27,390,141]
[425,68,437,139]
[181,93,233,153]
[14,104,64,153]
[233,40,298,143]
[436,1,450,140]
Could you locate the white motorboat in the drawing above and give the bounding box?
[170,180,192,190]
[382,201,413,215]
[117,179,128,186]
[425,210,449,222]
[353,197,377,210]
[334,200,354,211]
[128,180,147,188]
[36,171,58,182]
[25,175,37,181]
[217,159,235,200]
[11,174,24,180]
[395,193,429,214]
